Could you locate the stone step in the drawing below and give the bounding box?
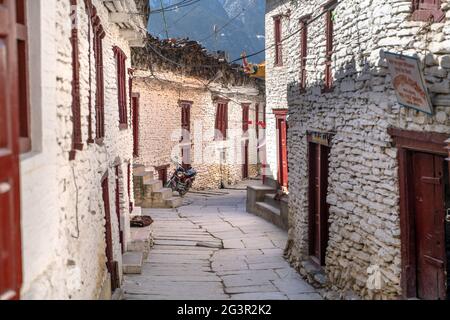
[255,201,281,217]
[152,188,174,203]
[122,251,144,274]
[264,193,281,209]
[165,196,183,208]
[144,179,163,192]
[128,225,153,259]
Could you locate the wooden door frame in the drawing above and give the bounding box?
[155,164,170,184]
[388,127,449,299]
[114,165,124,254]
[307,132,332,266]
[273,109,288,189]
[242,104,250,179]
[132,93,140,158]
[0,0,23,300]
[101,172,120,291]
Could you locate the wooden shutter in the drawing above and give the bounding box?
[274,16,282,66]
[181,102,191,133]
[70,0,83,160]
[0,0,23,301]
[215,102,228,140]
[113,46,127,128]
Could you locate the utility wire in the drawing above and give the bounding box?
[159,0,170,38]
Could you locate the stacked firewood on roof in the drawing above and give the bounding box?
[132,35,263,87]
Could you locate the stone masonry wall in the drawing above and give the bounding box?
[19,0,142,299]
[133,70,263,190]
[266,0,450,299]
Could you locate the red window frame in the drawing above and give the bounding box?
[215,100,228,140]
[323,1,337,93]
[299,14,311,93]
[92,7,105,141]
[113,46,128,129]
[411,0,444,22]
[274,16,283,66]
[70,0,83,160]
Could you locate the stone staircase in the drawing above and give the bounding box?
[133,164,183,209]
[247,185,288,230]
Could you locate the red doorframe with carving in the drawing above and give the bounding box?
[0,0,23,300]
[389,128,450,300]
[273,109,288,189]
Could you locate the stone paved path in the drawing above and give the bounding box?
[123,188,322,300]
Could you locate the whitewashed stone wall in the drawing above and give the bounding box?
[133,70,264,190]
[19,0,143,299]
[266,0,450,299]
[264,1,293,181]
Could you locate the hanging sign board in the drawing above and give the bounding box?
[385,52,433,115]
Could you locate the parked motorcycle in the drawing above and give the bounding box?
[166,164,197,197]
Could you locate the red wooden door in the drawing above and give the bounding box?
[156,166,168,184]
[132,94,139,157]
[308,143,330,266]
[277,117,288,188]
[181,103,191,169]
[114,166,124,254]
[0,0,22,301]
[101,175,120,291]
[412,152,447,300]
[242,104,249,179]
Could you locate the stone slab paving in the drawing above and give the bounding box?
[123,188,322,300]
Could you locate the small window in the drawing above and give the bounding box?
[412,0,444,22]
[113,46,128,129]
[299,15,311,92]
[215,101,228,140]
[274,16,283,66]
[323,1,337,93]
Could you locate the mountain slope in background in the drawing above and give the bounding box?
[148,0,265,63]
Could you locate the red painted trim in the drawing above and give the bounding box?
[0,0,23,300]
[70,0,83,160]
[132,93,140,157]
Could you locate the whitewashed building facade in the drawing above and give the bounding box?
[265,0,450,299]
[1,0,147,300]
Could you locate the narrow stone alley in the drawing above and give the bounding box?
[123,188,321,300]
